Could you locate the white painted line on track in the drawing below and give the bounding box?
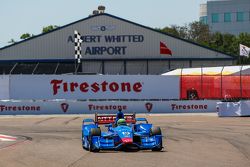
[0,134,17,141]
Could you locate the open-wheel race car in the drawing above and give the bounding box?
[81,113,163,152]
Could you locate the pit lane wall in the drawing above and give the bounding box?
[0,75,218,115]
[0,100,218,115]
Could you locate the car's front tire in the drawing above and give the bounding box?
[150,127,163,151]
[89,128,101,152]
[152,142,163,151]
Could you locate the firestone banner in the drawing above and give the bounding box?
[9,75,179,100]
[0,100,218,115]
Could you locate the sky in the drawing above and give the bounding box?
[0,0,207,48]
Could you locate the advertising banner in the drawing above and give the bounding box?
[0,100,218,115]
[9,75,179,100]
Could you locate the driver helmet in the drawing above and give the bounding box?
[117,119,127,126]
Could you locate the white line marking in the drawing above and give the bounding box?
[0,134,17,141]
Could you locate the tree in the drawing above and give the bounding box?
[20,33,31,40]
[161,25,181,37]
[160,21,210,43]
[238,33,250,47]
[221,33,237,55]
[207,32,224,50]
[188,21,210,44]
[161,25,188,39]
[42,25,59,33]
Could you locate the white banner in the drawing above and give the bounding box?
[0,100,218,115]
[9,75,179,100]
[217,100,250,117]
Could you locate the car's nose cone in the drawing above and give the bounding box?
[121,138,133,144]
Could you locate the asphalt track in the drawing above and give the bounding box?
[0,114,250,167]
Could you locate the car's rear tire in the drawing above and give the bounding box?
[150,127,162,136]
[90,128,101,136]
[89,128,101,152]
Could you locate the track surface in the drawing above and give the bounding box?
[0,114,250,167]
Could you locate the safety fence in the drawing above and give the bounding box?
[178,66,250,100]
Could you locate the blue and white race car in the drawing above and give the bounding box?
[81,113,163,152]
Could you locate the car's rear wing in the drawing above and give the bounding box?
[82,118,95,125]
[136,118,148,124]
[95,113,136,125]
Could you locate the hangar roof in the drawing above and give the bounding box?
[0,13,236,62]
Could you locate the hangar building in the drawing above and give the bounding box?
[0,13,236,75]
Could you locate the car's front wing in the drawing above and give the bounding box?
[86,135,162,150]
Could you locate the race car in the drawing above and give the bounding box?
[81,113,163,152]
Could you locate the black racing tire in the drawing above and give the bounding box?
[150,127,163,151]
[89,128,101,152]
[82,132,89,150]
[90,128,101,136]
[82,131,85,149]
[150,127,162,136]
[88,136,100,152]
[152,141,163,151]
